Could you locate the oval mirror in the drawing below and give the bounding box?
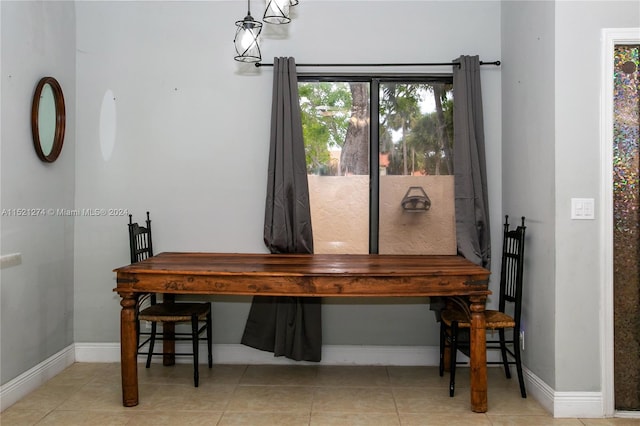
[31,77,65,162]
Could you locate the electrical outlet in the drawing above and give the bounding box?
[520,330,525,351]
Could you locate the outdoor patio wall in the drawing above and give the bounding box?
[308,175,456,255]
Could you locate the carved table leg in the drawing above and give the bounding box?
[469,295,488,413]
[120,293,139,407]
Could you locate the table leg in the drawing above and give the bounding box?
[120,293,139,407]
[469,295,488,413]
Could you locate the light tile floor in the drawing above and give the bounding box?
[1,363,639,425]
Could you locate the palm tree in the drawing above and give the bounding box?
[340,83,370,175]
[432,83,454,174]
[380,83,423,175]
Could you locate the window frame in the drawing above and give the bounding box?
[298,72,454,253]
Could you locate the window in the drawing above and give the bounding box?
[300,75,457,255]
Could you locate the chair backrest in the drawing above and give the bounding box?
[128,212,153,264]
[498,215,526,326]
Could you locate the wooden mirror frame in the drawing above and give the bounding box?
[31,77,66,162]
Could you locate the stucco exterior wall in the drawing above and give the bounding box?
[308,175,456,255]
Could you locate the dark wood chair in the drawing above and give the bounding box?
[439,215,527,398]
[128,212,213,387]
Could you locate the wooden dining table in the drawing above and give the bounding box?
[114,252,491,412]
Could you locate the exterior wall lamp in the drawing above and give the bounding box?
[401,186,432,212]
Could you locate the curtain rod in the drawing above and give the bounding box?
[255,60,501,68]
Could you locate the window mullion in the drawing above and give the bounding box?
[370,79,380,254]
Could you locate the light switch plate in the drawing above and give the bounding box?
[571,198,595,220]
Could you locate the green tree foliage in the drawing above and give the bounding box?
[381,83,423,175]
[384,83,453,175]
[403,92,453,175]
[299,82,351,174]
[299,80,453,176]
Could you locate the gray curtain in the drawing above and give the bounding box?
[241,57,322,362]
[453,55,491,270]
[431,55,490,323]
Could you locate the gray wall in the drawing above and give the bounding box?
[2,0,639,398]
[501,0,557,389]
[0,1,76,384]
[72,1,503,347]
[501,0,640,392]
[553,1,639,392]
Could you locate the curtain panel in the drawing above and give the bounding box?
[241,57,322,362]
[431,55,491,323]
[453,55,491,270]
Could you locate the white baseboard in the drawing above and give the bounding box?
[3,342,625,419]
[0,344,75,412]
[523,366,609,419]
[74,342,122,363]
[615,411,640,419]
[553,391,604,418]
[74,342,441,366]
[524,367,555,414]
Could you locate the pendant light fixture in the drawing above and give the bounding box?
[263,0,290,24]
[234,0,263,63]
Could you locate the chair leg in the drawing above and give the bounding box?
[146,322,156,368]
[206,306,213,368]
[499,328,511,378]
[192,314,199,387]
[513,335,527,398]
[449,321,458,397]
[438,321,444,377]
[439,321,446,377]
